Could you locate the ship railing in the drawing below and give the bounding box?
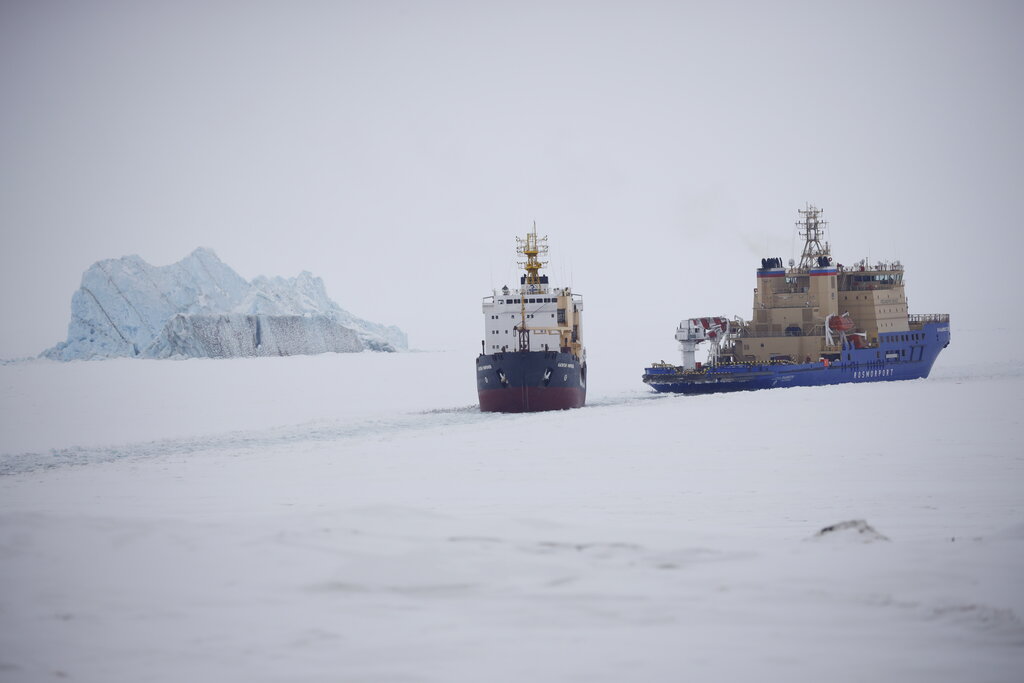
[908,313,950,325]
[839,261,905,273]
[489,286,575,298]
[840,282,903,292]
[734,325,826,339]
[777,262,905,276]
[765,295,906,308]
[647,356,837,375]
[766,295,817,305]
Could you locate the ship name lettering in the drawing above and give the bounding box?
[478,365,492,371]
[854,368,895,379]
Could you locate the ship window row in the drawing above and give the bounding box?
[868,333,923,345]
[853,275,901,283]
[845,350,906,360]
[498,298,557,304]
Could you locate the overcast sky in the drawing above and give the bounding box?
[1,1,1021,360]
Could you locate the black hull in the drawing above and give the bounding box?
[476,350,586,412]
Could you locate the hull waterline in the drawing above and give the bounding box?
[477,350,586,412]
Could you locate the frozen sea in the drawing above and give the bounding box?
[1,343,1022,682]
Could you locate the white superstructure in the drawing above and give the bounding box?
[482,283,583,353]
[480,225,584,357]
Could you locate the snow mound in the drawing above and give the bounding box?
[43,248,407,359]
[811,519,891,543]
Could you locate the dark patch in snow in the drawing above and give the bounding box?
[813,519,890,542]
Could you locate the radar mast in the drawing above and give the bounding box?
[516,222,548,285]
[797,204,831,270]
[514,222,549,351]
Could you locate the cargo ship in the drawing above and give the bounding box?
[643,205,950,394]
[477,225,586,412]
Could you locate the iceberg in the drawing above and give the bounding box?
[43,248,407,360]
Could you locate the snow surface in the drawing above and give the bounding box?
[1,350,1023,682]
[43,248,407,360]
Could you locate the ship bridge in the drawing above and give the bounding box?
[738,206,915,362]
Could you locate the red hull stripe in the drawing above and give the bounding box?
[478,386,586,413]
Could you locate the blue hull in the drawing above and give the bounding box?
[644,322,950,395]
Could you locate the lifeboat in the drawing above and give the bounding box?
[829,313,855,332]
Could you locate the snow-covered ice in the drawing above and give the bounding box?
[1,348,1022,681]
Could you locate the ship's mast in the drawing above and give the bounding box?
[516,222,548,286]
[797,204,830,270]
[514,222,548,351]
